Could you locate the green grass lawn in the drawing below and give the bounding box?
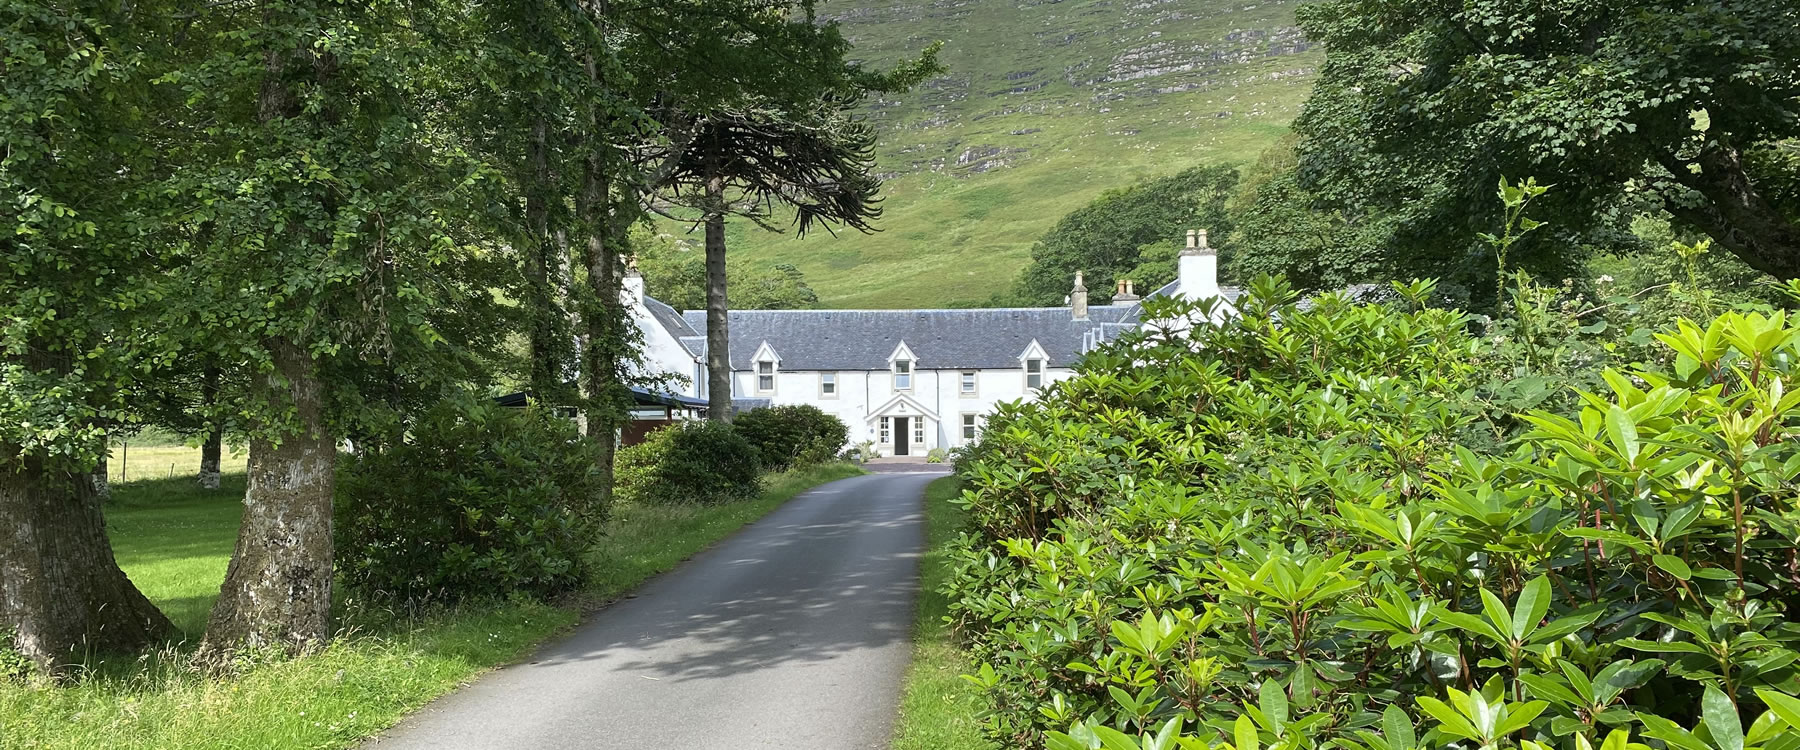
[103,441,247,486]
[0,462,864,750]
[891,476,994,750]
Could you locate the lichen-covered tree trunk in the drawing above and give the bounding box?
[199,366,223,490]
[198,429,223,490]
[0,447,173,675]
[90,453,110,500]
[196,337,335,664]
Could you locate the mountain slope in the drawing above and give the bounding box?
[713,0,1321,308]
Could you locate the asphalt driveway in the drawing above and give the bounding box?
[366,471,935,750]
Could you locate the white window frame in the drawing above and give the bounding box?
[879,416,892,445]
[960,370,978,397]
[912,418,926,447]
[756,360,776,394]
[893,359,912,391]
[1025,358,1044,390]
[961,413,979,440]
[820,371,838,399]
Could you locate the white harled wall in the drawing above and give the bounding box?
[719,365,1076,454]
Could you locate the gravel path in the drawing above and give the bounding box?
[366,471,935,750]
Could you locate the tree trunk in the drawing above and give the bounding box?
[91,453,110,501]
[525,116,566,399]
[199,366,222,490]
[1659,140,1800,279]
[580,42,622,508]
[196,337,335,664]
[704,170,733,422]
[0,450,173,675]
[198,429,223,491]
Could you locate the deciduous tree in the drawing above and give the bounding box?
[1293,0,1800,288]
[1,0,176,674]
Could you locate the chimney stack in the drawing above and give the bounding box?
[1071,271,1089,321]
[622,257,646,304]
[1178,228,1219,300]
[1113,279,1139,303]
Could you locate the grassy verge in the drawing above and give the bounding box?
[0,462,863,750]
[891,476,995,750]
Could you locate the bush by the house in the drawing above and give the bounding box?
[731,405,849,470]
[336,398,607,603]
[616,420,762,505]
[946,276,1800,749]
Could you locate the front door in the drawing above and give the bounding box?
[894,417,910,456]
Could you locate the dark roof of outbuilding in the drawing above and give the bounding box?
[495,385,707,410]
[673,303,1144,371]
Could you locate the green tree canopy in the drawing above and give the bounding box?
[1292,0,1800,294]
[1011,166,1238,306]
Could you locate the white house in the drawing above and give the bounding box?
[625,229,1238,457]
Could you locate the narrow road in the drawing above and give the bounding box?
[368,469,944,750]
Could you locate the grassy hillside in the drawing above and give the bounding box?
[687,0,1320,308]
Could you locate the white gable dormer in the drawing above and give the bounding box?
[887,341,918,392]
[1018,339,1049,391]
[751,341,781,395]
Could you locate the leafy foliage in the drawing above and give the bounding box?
[1290,0,1800,287]
[730,405,849,471]
[615,421,762,505]
[1012,166,1240,306]
[945,276,1800,749]
[636,231,823,311]
[335,399,607,603]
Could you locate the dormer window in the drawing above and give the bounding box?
[1025,358,1044,389]
[756,360,776,393]
[751,342,781,395]
[893,359,912,391]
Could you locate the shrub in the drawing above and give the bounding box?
[731,405,848,470]
[335,397,606,603]
[616,420,761,505]
[945,276,1800,749]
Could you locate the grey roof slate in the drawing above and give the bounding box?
[1146,279,1245,305]
[644,296,699,340]
[673,303,1144,371]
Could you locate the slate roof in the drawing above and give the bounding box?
[672,303,1145,371]
[644,296,699,339]
[1146,279,1246,305]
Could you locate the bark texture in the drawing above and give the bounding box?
[704,171,732,422]
[198,429,223,490]
[1659,141,1800,279]
[525,116,567,397]
[196,337,335,663]
[0,448,174,674]
[90,454,110,500]
[580,46,621,508]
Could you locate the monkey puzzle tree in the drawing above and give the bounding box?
[644,18,938,420]
[1293,0,1800,289]
[0,0,176,674]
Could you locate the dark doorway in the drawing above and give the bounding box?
[894,417,910,456]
